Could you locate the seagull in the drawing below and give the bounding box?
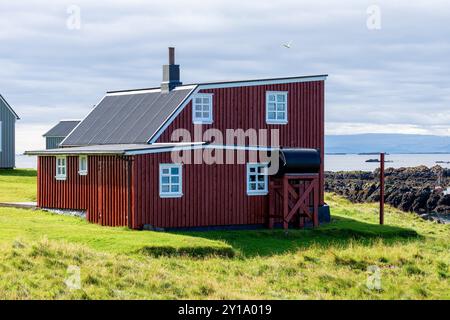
[282,40,293,49]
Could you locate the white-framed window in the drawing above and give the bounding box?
[55,156,67,180]
[192,93,213,124]
[159,164,183,198]
[266,91,288,124]
[246,163,268,196]
[78,155,88,176]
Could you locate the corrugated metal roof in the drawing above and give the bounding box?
[61,87,195,146]
[43,120,81,137]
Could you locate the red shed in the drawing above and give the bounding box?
[26,48,329,230]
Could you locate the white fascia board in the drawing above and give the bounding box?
[124,144,280,156]
[196,75,327,90]
[106,85,197,97]
[147,85,199,143]
[24,150,125,156]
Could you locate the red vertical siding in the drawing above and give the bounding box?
[38,150,321,229]
[132,151,302,229]
[37,156,131,227]
[156,81,325,204]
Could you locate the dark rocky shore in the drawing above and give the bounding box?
[325,166,450,223]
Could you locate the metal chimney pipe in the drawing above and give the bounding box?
[161,47,182,93]
[169,47,175,65]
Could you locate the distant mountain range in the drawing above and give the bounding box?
[325,134,450,154]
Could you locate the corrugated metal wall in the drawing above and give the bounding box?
[37,155,131,226]
[46,137,64,149]
[156,81,325,204]
[0,99,16,168]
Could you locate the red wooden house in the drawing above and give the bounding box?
[26,48,329,230]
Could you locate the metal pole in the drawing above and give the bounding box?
[380,153,385,225]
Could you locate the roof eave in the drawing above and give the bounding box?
[24,150,126,156]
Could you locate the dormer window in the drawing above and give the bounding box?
[266,91,288,124]
[192,93,213,124]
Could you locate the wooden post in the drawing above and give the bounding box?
[268,181,275,229]
[283,176,289,230]
[313,178,319,227]
[380,152,385,225]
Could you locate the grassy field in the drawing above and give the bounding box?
[0,169,36,202]
[0,169,449,299]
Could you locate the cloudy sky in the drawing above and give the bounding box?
[1,0,449,152]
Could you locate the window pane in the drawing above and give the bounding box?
[249,183,256,191]
[277,112,286,120]
[258,175,265,182]
[171,167,179,175]
[268,94,276,102]
[268,112,276,120]
[162,176,169,184]
[202,112,209,118]
[277,94,286,102]
[162,185,170,193]
[171,176,179,184]
[249,167,256,173]
[203,97,209,104]
[268,103,276,111]
[195,112,202,118]
[171,185,179,193]
[202,105,210,111]
[277,103,285,111]
[195,105,202,111]
[162,168,169,174]
[80,158,86,170]
[258,183,265,190]
[195,98,202,104]
[249,175,256,182]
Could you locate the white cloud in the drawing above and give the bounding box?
[0,0,449,152]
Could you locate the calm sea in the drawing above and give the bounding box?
[325,154,450,172]
[15,153,450,172]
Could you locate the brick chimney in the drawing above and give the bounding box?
[161,47,182,93]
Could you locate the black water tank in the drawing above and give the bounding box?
[276,148,321,176]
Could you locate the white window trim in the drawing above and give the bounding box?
[159,163,183,198]
[78,155,88,176]
[266,91,288,124]
[192,93,214,124]
[55,156,67,181]
[246,163,269,196]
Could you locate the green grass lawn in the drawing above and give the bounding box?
[0,169,449,299]
[0,169,37,203]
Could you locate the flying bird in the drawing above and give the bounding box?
[282,40,293,49]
